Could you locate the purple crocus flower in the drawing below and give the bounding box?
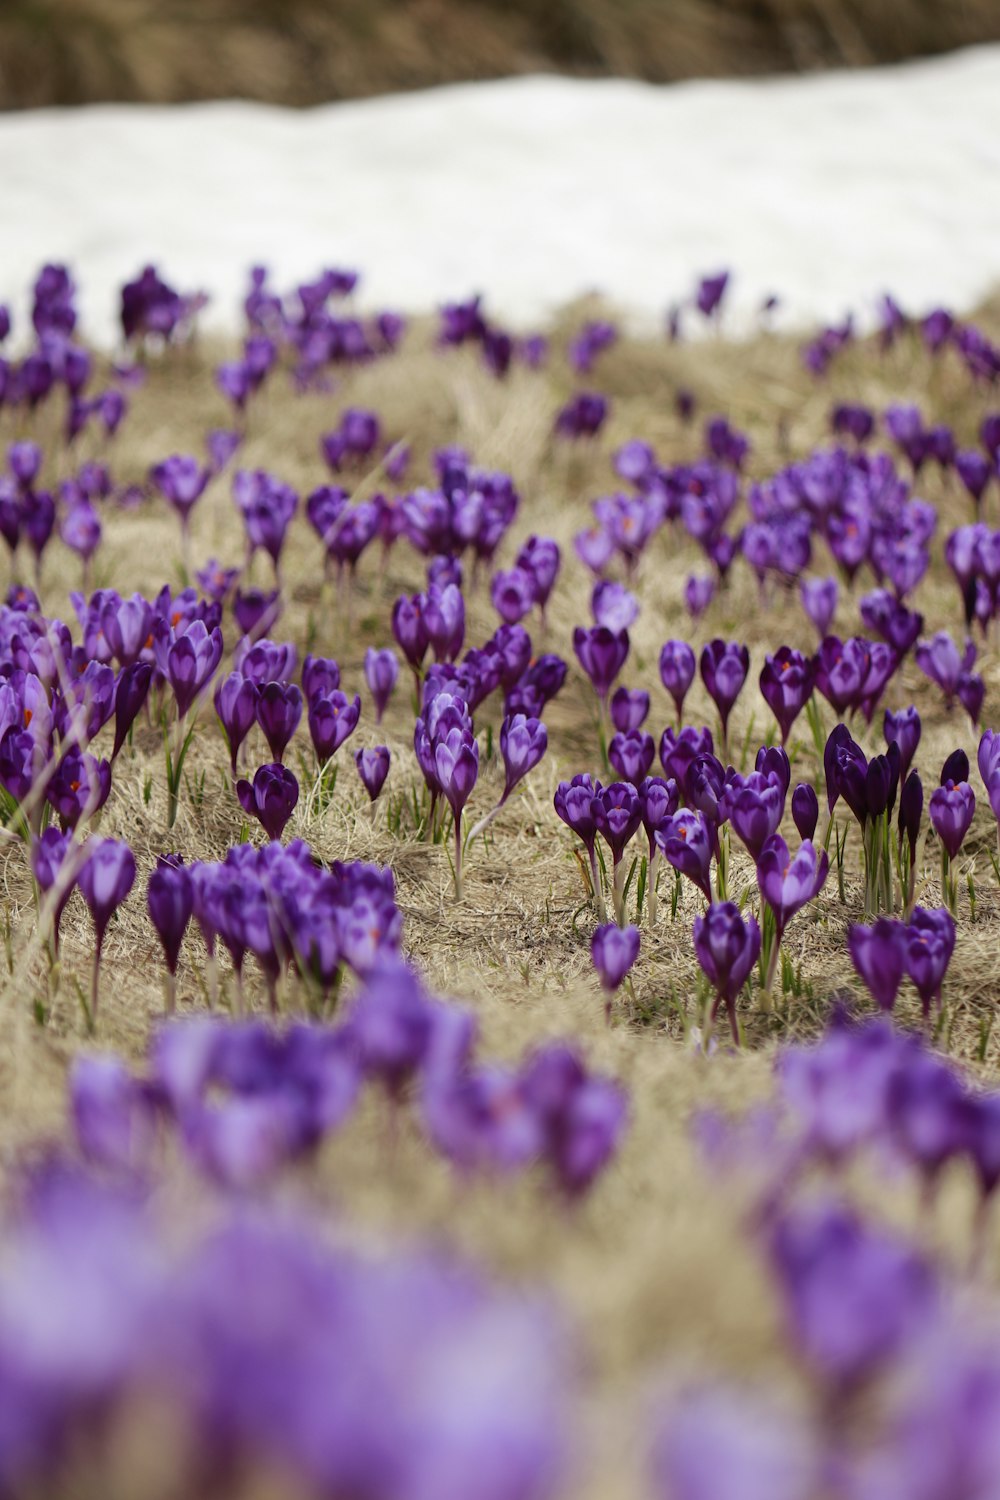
[592,781,642,866]
[610,688,649,733]
[31,826,79,952]
[153,619,224,720]
[254,681,302,763]
[695,270,730,318]
[769,1202,937,1392]
[800,577,838,637]
[111,661,152,760]
[591,923,640,1023]
[684,575,716,619]
[572,626,629,706]
[434,723,479,898]
[656,809,714,901]
[651,1386,819,1500]
[884,706,921,784]
[233,587,280,639]
[759,647,817,744]
[724,780,785,861]
[757,835,828,943]
[236,763,299,841]
[499,714,547,798]
[299,653,339,701]
[659,640,696,724]
[490,566,535,625]
[516,535,561,614]
[308,691,361,763]
[956,449,993,512]
[905,906,956,1019]
[928,779,975,859]
[554,773,604,913]
[791,782,819,842]
[47,748,111,830]
[147,856,193,1010]
[915,631,976,706]
[214,671,258,775]
[692,901,760,1045]
[592,580,639,632]
[815,636,870,716]
[391,593,429,673]
[659,725,714,787]
[78,837,137,1021]
[608,730,655,787]
[699,639,749,747]
[150,453,210,526]
[355,745,391,802]
[363,647,398,723]
[848,918,908,1011]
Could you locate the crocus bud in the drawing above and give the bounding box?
[355,746,390,802]
[791,782,819,843]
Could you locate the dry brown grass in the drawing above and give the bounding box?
[1,0,998,110]
[2,296,1000,1497]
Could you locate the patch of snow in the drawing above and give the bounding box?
[2,47,999,344]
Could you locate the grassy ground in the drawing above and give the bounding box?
[2,296,1000,1497]
[1,0,999,110]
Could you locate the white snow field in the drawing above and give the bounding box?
[1,44,999,343]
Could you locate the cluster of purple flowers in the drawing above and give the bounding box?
[0,1160,570,1500]
[73,954,627,1194]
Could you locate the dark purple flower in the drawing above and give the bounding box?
[592,781,642,864]
[610,687,649,733]
[898,770,923,862]
[759,647,817,744]
[573,626,629,705]
[554,391,608,438]
[656,809,714,901]
[591,924,639,1019]
[928,779,975,859]
[236,763,299,840]
[815,636,870,716]
[153,619,224,720]
[363,647,398,723]
[884,706,921,784]
[800,577,839,637]
[956,449,993,510]
[515,535,561,610]
[695,270,729,318]
[693,901,760,1043]
[233,587,280,639]
[684,575,716,619]
[254,681,302,763]
[791,782,819,842]
[31,826,79,951]
[308,691,361,763]
[391,593,429,672]
[355,745,391,801]
[638,775,679,853]
[147,856,194,987]
[916,631,976,705]
[658,640,696,723]
[659,725,714,787]
[554,774,600,860]
[47,748,111,830]
[500,714,547,798]
[78,837,137,1016]
[298,653,338,701]
[769,1202,937,1391]
[725,782,785,861]
[592,580,639,632]
[757,835,828,937]
[848,917,908,1010]
[150,454,210,523]
[905,906,956,1018]
[111,661,152,760]
[608,729,655,787]
[520,1040,628,1196]
[699,639,749,741]
[214,671,258,775]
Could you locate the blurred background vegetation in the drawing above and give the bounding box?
[1,0,998,109]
